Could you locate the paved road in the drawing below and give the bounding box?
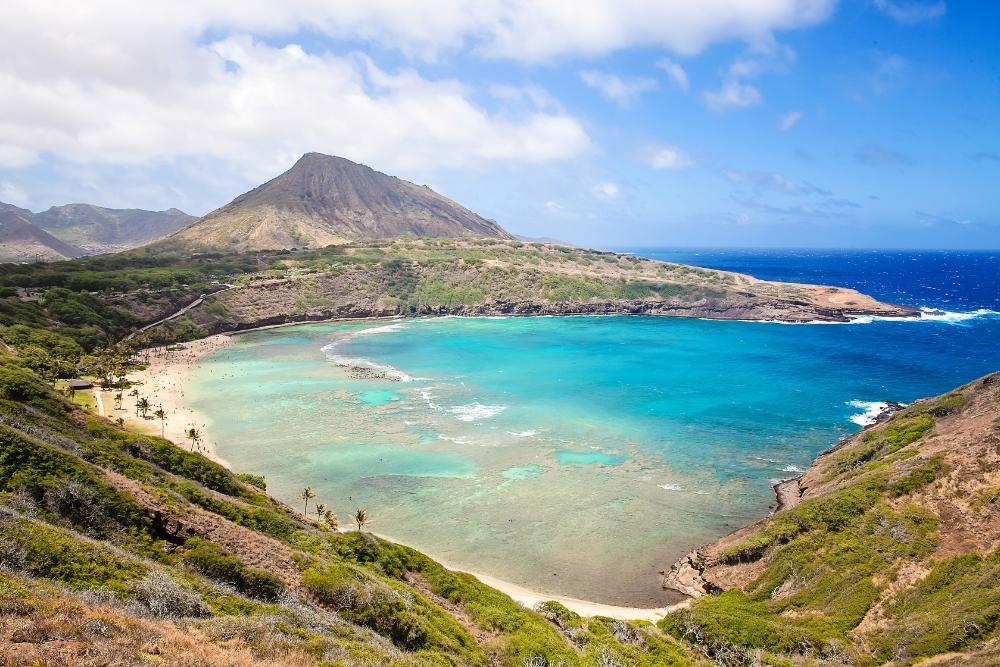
[126,285,234,340]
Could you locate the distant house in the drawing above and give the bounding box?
[67,379,93,390]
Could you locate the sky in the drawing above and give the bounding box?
[0,0,998,249]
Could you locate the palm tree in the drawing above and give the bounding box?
[300,486,316,516]
[354,508,370,532]
[114,392,123,409]
[128,388,140,416]
[323,509,338,531]
[137,397,151,418]
[154,407,166,437]
[314,502,327,521]
[185,427,202,452]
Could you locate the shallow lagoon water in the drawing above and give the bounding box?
[190,251,1000,606]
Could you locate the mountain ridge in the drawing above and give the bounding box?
[161,153,512,252]
[0,208,85,263]
[33,203,196,254]
[0,201,195,260]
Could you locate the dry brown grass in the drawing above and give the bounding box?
[0,594,323,667]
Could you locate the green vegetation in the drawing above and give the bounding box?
[869,548,1000,661]
[889,455,944,497]
[659,387,1000,665]
[182,537,284,600]
[0,239,994,665]
[665,494,942,661]
[0,350,702,665]
[833,412,935,474]
[171,481,298,541]
[303,561,484,660]
[237,471,266,490]
[0,514,147,595]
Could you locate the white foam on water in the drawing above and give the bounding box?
[322,349,414,382]
[507,430,537,438]
[658,483,684,491]
[415,387,442,411]
[723,307,998,326]
[437,434,472,445]
[916,307,999,324]
[781,464,804,473]
[318,321,418,381]
[353,321,407,336]
[847,400,890,427]
[450,402,506,422]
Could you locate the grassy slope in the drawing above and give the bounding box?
[660,375,1000,665]
[0,353,700,667]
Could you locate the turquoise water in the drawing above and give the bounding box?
[189,304,1000,606]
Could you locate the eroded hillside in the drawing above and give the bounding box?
[660,373,1000,665]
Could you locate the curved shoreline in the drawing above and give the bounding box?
[118,334,233,466]
[124,324,687,620]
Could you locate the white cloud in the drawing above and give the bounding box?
[579,70,658,107]
[874,0,946,24]
[656,58,689,91]
[0,181,29,207]
[0,33,590,177]
[0,0,837,202]
[592,182,621,200]
[0,1,838,66]
[646,145,694,170]
[704,80,762,111]
[477,1,833,61]
[703,45,796,112]
[777,110,803,130]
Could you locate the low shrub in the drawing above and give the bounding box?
[0,426,152,539]
[303,562,482,660]
[0,513,146,595]
[172,482,297,541]
[870,548,1000,660]
[86,419,241,496]
[130,569,210,618]
[182,537,283,601]
[889,456,944,497]
[237,472,266,491]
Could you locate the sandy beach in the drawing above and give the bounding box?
[463,569,687,622]
[98,328,690,621]
[95,334,233,466]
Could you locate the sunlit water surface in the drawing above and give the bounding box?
[189,250,1000,605]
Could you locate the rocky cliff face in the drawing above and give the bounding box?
[161,153,512,252]
[143,239,917,342]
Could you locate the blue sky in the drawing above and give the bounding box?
[0,1,997,248]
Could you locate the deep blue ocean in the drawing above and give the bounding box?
[192,249,1000,606]
[628,248,999,313]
